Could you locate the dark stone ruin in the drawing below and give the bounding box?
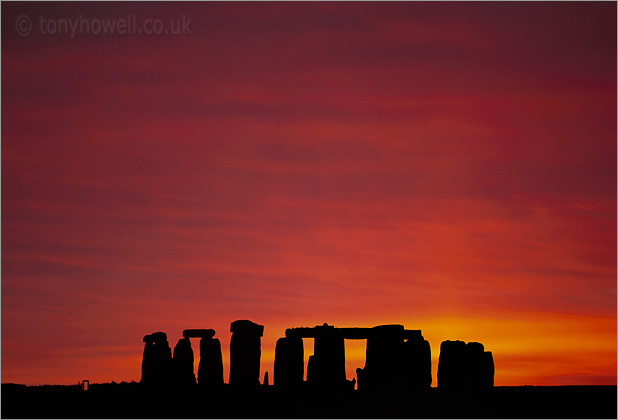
[359,324,432,390]
[357,325,432,391]
[142,328,226,390]
[183,328,224,390]
[403,329,432,389]
[141,332,172,387]
[274,334,304,389]
[278,323,432,392]
[172,337,196,387]
[199,336,224,389]
[360,325,406,389]
[437,340,494,390]
[307,324,347,389]
[139,321,493,399]
[229,320,264,388]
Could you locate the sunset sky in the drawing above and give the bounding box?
[2,2,616,387]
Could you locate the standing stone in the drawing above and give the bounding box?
[465,341,485,389]
[198,337,224,389]
[437,340,467,390]
[274,335,304,388]
[403,334,432,388]
[229,320,264,388]
[141,332,173,387]
[182,328,223,389]
[173,337,196,387]
[438,340,494,390]
[361,325,405,390]
[141,337,155,384]
[306,323,346,389]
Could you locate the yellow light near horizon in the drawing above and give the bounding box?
[401,312,616,386]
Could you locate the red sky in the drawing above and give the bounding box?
[2,2,616,387]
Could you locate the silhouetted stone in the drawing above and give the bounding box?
[466,341,485,389]
[356,325,432,391]
[483,351,495,388]
[306,323,346,389]
[403,334,432,388]
[229,320,264,388]
[437,340,467,390]
[361,325,405,390]
[307,354,317,383]
[173,337,196,387]
[286,323,429,392]
[438,340,494,390]
[274,336,304,388]
[183,329,215,339]
[141,331,173,388]
[198,337,224,389]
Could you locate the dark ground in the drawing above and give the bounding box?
[1,382,616,418]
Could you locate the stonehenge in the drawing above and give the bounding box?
[140,321,494,394]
